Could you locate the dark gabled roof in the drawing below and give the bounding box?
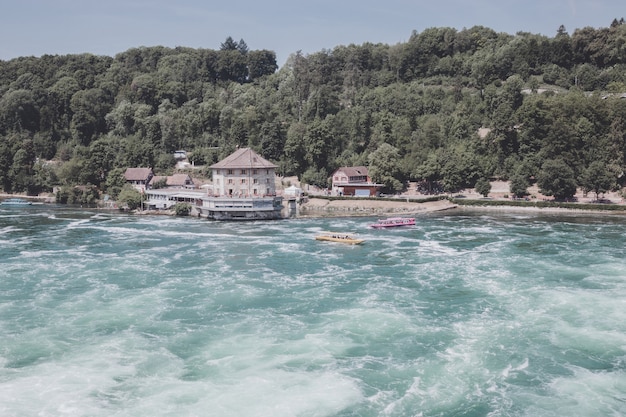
[124,167,153,181]
[334,166,369,177]
[210,148,277,169]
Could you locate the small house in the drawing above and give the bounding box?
[124,167,154,192]
[331,166,383,197]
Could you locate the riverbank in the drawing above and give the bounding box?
[3,190,626,218]
[297,197,458,217]
[296,196,626,218]
[0,192,55,203]
[295,179,626,218]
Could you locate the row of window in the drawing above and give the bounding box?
[333,176,368,182]
[226,178,270,184]
[225,169,271,175]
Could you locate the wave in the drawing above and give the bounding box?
[2,209,626,416]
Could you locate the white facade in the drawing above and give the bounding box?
[210,148,277,197]
[200,147,283,220]
[212,168,276,197]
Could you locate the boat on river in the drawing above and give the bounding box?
[1,198,32,206]
[370,217,415,228]
[315,232,364,245]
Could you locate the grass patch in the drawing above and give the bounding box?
[450,198,626,211]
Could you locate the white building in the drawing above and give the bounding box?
[209,147,277,197]
[197,148,283,220]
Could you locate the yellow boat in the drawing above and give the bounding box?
[315,232,364,245]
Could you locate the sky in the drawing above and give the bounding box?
[1,0,623,67]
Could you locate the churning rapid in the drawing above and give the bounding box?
[1,206,625,416]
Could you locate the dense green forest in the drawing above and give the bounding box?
[1,21,626,202]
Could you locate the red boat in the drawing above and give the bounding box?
[370,217,416,228]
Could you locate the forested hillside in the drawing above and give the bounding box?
[1,21,626,201]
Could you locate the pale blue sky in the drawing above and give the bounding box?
[1,0,622,67]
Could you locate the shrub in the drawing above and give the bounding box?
[174,202,191,216]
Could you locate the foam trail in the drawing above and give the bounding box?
[1,210,626,416]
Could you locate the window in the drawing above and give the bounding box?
[253,179,259,184]
[253,169,258,175]
[241,169,247,175]
[227,169,233,175]
[228,179,233,184]
[241,179,246,184]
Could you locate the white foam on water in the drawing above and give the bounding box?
[4,211,626,416]
[530,288,626,361]
[524,366,626,416]
[0,225,23,236]
[67,218,92,228]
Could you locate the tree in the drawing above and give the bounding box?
[220,36,239,51]
[217,50,248,83]
[104,167,126,198]
[474,177,491,197]
[156,53,199,100]
[116,185,142,210]
[220,36,248,55]
[537,159,578,200]
[69,88,111,145]
[247,50,278,81]
[55,185,99,206]
[300,167,329,188]
[282,122,307,176]
[0,90,39,133]
[509,172,530,198]
[368,143,403,192]
[579,160,615,200]
[8,139,37,193]
[303,118,333,169]
[237,39,249,55]
[174,202,191,216]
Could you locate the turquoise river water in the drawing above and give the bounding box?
[1,205,625,417]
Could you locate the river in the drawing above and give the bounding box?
[1,205,625,416]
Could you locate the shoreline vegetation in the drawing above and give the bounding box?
[4,183,626,218]
[294,179,626,217]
